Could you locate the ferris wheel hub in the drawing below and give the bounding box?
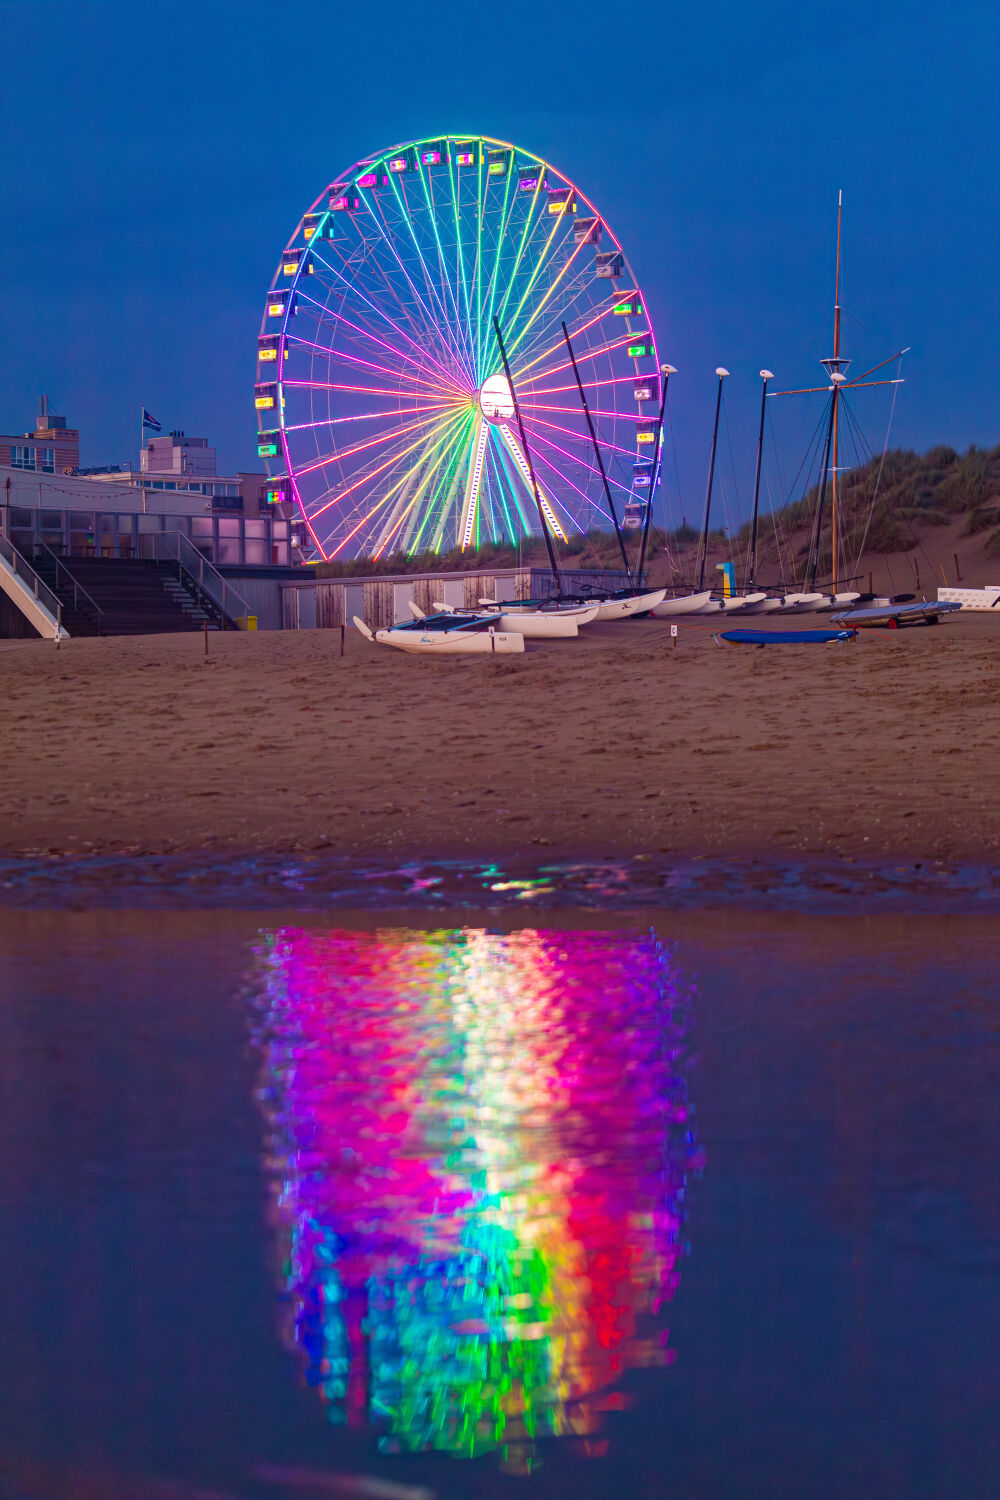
[478,373,514,425]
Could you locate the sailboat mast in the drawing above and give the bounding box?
[697,368,728,592]
[493,316,563,597]
[561,321,631,578]
[831,190,843,593]
[807,395,836,591]
[636,363,676,590]
[748,370,772,591]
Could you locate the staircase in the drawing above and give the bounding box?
[31,556,227,636]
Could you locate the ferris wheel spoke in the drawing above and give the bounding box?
[489,181,552,356]
[291,336,464,399]
[525,400,642,424]
[528,441,613,531]
[473,161,520,384]
[459,417,488,550]
[413,166,479,381]
[326,412,469,558]
[516,328,642,389]
[480,170,533,386]
[304,232,445,363]
[443,158,475,369]
[489,432,536,539]
[320,231,466,380]
[498,427,567,542]
[312,406,471,525]
[292,409,461,470]
[524,371,642,397]
[285,344,460,401]
[293,407,466,489]
[391,173,469,370]
[394,412,477,555]
[377,408,475,557]
[379,176,475,382]
[354,185,471,378]
[297,270,466,395]
[282,353,460,402]
[528,424,631,504]
[503,231,592,360]
[291,291,461,394]
[484,432,528,540]
[509,282,631,376]
[512,300,624,381]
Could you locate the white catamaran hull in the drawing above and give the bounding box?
[590,588,667,620]
[496,605,599,637]
[375,627,525,654]
[456,600,601,637]
[781,593,827,612]
[651,590,714,616]
[718,592,769,613]
[739,596,783,614]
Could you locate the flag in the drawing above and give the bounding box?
[142,408,161,432]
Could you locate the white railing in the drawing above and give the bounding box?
[140,529,253,626]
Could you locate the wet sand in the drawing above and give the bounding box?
[1,614,997,863]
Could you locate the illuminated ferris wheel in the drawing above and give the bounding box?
[255,134,660,561]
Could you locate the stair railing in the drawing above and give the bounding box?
[30,538,104,633]
[144,529,253,628]
[0,532,65,637]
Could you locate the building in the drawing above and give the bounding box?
[91,427,281,519]
[0,395,79,475]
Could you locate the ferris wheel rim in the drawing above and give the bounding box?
[258,133,659,561]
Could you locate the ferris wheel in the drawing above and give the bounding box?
[255,135,659,561]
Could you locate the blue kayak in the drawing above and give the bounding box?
[718,628,855,645]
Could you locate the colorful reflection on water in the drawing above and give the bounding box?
[254,926,701,1469]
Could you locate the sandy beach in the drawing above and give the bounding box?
[1,615,997,865]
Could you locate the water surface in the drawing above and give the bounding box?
[0,908,995,1498]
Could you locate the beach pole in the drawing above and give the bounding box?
[340,623,345,657]
[203,621,208,657]
[954,552,961,581]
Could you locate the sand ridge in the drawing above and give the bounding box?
[0,616,997,863]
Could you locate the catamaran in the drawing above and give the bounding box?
[354,612,525,655]
[436,598,600,638]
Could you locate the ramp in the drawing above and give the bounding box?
[0,535,67,640]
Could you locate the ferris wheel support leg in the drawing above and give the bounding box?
[460,418,488,551]
[500,428,568,543]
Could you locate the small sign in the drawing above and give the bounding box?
[670,624,678,637]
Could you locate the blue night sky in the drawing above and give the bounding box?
[2,0,997,525]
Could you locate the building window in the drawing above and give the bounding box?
[11,445,35,470]
[40,447,55,473]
